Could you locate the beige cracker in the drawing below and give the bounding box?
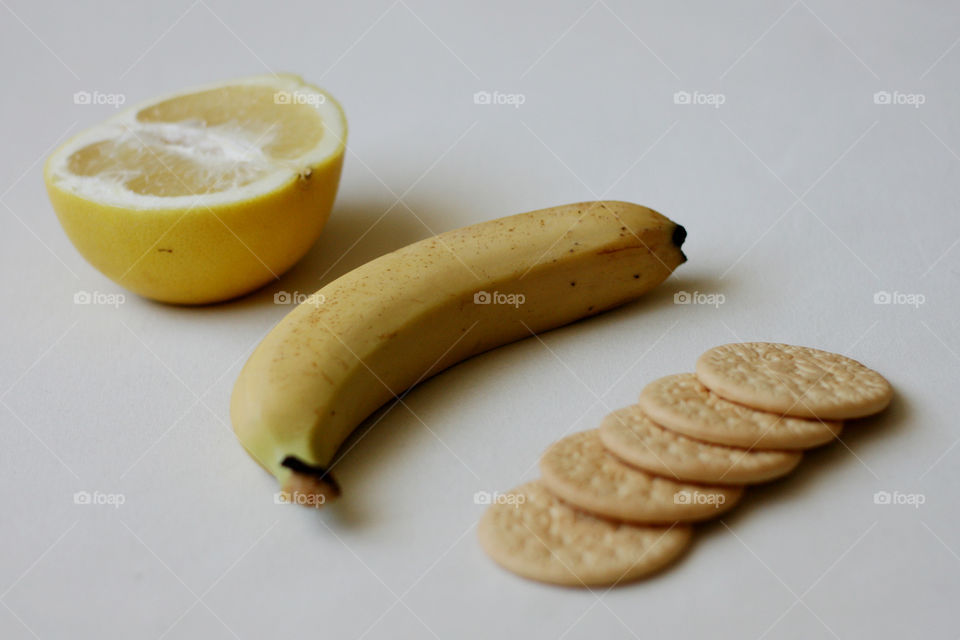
[477,481,692,587]
[696,343,892,420]
[638,373,843,450]
[539,430,742,523]
[599,405,802,485]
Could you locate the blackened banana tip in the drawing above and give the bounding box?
[672,223,687,262]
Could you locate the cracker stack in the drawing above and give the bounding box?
[478,342,892,587]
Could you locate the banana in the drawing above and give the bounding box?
[231,201,687,506]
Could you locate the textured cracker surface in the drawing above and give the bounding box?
[539,430,742,522]
[696,343,893,419]
[477,481,692,586]
[599,405,802,484]
[638,373,843,449]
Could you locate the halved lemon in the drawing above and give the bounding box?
[45,74,347,304]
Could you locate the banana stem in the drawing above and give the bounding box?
[280,457,341,508]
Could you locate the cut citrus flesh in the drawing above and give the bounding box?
[45,74,347,304]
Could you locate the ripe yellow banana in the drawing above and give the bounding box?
[231,201,687,506]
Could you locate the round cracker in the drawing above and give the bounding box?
[599,405,802,485]
[638,373,843,450]
[477,481,692,587]
[696,343,892,420]
[539,430,742,523]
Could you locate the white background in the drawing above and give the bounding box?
[2,1,958,638]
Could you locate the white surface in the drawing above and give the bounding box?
[1,1,958,638]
